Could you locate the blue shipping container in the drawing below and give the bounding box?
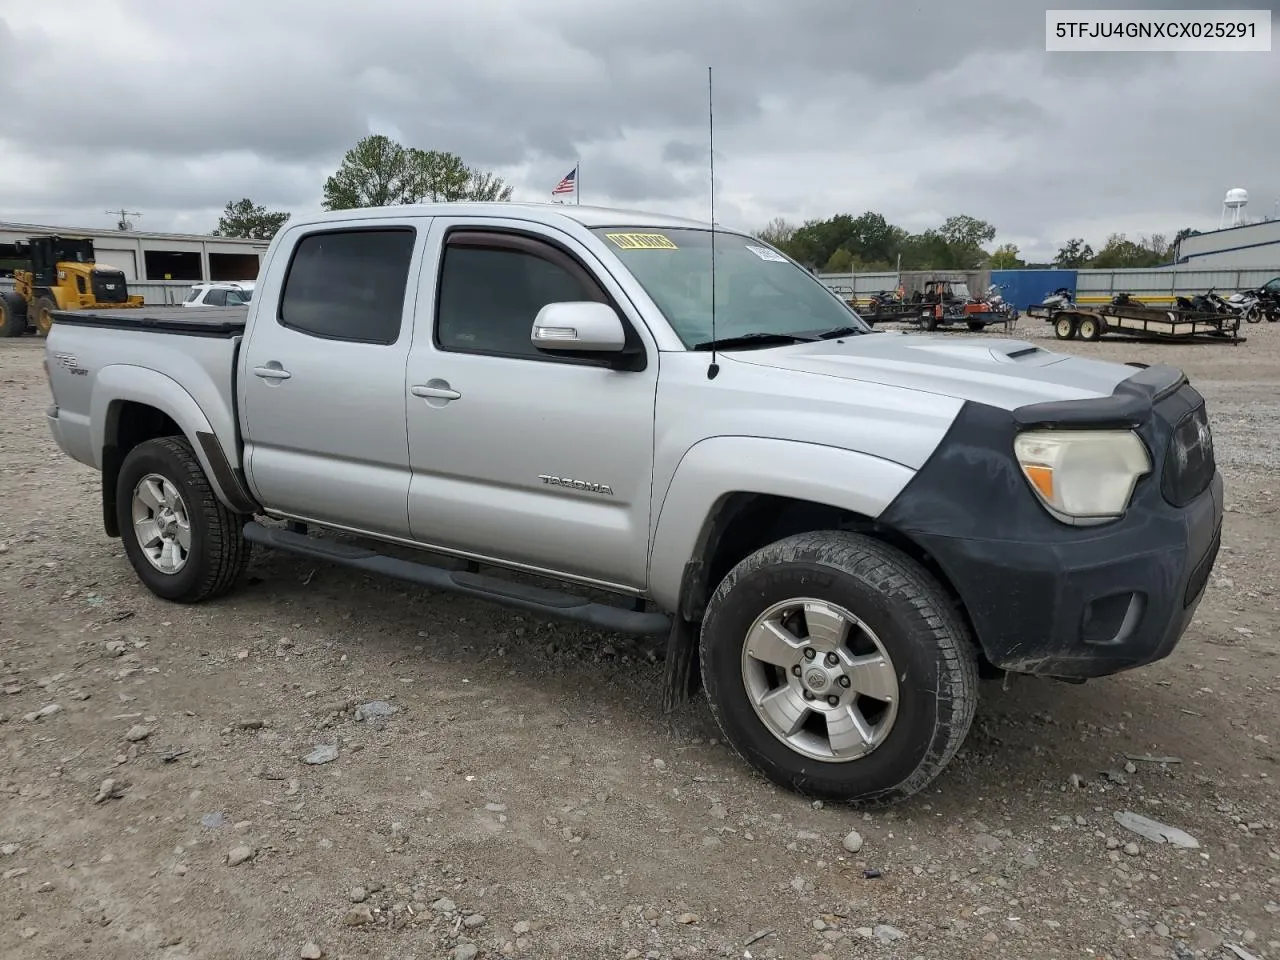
[988,269,1078,311]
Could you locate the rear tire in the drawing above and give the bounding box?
[1076,315,1102,341]
[698,530,979,807]
[116,436,250,603]
[33,296,57,337]
[1053,315,1078,340]
[966,321,985,332]
[0,292,27,337]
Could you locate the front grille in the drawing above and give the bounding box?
[91,270,128,304]
[1161,403,1215,507]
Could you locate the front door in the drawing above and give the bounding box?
[404,218,659,590]
[240,219,426,539]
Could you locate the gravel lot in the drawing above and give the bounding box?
[1,319,1277,960]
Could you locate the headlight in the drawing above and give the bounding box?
[1013,429,1151,525]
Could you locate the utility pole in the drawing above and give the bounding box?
[106,208,143,231]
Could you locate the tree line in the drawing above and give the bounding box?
[211,134,514,240]
[210,142,1196,273]
[752,213,1198,273]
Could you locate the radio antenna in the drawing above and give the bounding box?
[706,65,719,380]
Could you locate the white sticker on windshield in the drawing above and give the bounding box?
[744,243,788,262]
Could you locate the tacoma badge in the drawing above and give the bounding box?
[538,475,614,496]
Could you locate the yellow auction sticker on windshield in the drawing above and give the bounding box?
[605,232,678,250]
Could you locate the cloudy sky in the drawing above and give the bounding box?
[2,0,1276,260]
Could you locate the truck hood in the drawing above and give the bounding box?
[724,330,1138,410]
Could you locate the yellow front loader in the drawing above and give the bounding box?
[1,235,143,338]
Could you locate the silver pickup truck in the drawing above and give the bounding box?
[42,202,1223,806]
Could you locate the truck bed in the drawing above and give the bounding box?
[43,308,245,479]
[50,305,248,337]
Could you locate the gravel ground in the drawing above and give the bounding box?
[1,318,1277,960]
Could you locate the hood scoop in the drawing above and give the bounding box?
[905,339,1064,367]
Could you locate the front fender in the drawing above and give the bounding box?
[91,365,246,514]
[646,436,918,611]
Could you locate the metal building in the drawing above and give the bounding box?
[1175,219,1280,269]
[0,220,267,284]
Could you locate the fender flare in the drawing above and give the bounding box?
[646,436,918,612]
[91,365,257,523]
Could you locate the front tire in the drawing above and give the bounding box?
[33,296,57,337]
[698,531,979,807]
[116,436,250,603]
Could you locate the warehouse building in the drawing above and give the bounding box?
[0,220,266,284]
[1174,218,1280,269]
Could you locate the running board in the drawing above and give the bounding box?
[241,521,671,635]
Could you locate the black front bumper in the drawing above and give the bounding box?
[879,365,1224,679]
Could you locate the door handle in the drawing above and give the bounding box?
[253,364,292,380]
[411,383,461,401]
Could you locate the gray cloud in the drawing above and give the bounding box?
[0,0,1276,259]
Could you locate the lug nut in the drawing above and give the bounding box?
[802,690,815,701]
[791,665,802,677]
[827,696,839,707]
[825,652,839,667]
[803,648,816,661]
[838,676,851,688]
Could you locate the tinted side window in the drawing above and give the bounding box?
[204,288,227,306]
[279,228,415,344]
[185,286,201,302]
[436,244,597,358]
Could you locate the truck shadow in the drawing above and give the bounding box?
[230,545,1229,815]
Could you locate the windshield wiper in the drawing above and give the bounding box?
[691,331,819,351]
[810,324,870,340]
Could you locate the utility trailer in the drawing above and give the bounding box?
[1028,300,1243,345]
[852,284,1015,333]
[913,279,1010,332]
[853,301,920,326]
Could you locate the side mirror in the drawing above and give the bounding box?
[531,301,626,353]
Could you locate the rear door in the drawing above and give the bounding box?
[403,217,659,589]
[239,218,427,539]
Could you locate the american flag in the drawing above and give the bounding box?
[552,167,576,196]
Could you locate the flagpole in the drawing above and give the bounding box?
[575,161,580,205]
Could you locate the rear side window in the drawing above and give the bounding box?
[279,228,416,344]
[185,286,202,302]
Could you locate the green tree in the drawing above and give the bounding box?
[322,135,512,210]
[937,215,997,268]
[212,198,290,240]
[989,242,1024,269]
[824,248,855,273]
[409,149,514,202]
[940,214,997,250]
[1089,233,1172,269]
[322,135,417,209]
[1054,238,1094,268]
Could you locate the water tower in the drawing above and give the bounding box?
[1220,187,1248,228]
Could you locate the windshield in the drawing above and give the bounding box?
[591,227,869,347]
